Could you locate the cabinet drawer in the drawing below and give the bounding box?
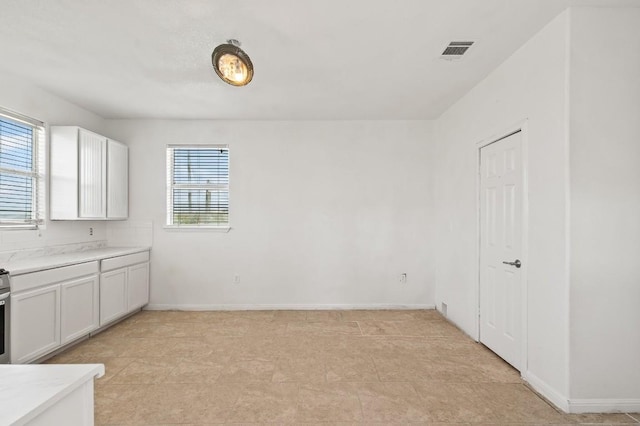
[101,251,149,272]
[11,262,99,293]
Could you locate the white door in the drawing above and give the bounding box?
[78,129,107,218]
[107,139,129,219]
[127,262,149,311]
[479,131,524,370]
[61,275,99,344]
[100,269,128,326]
[11,284,61,363]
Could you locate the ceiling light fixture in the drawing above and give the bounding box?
[212,39,254,86]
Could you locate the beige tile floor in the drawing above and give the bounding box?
[47,310,640,425]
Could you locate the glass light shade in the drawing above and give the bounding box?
[212,43,254,86]
[218,53,249,84]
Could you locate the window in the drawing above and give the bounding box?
[0,109,45,229]
[166,145,229,228]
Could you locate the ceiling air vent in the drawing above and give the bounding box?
[440,41,474,60]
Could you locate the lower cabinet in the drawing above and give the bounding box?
[99,268,128,326]
[61,275,99,345]
[99,259,150,327]
[11,284,61,364]
[10,251,150,363]
[128,262,150,311]
[12,274,101,364]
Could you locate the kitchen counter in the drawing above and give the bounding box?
[3,246,150,276]
[0,364,104,425]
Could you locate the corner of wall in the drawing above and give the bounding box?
[523,370,570,412]
[563,3,573,404]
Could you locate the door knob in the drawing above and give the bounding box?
[502,259,521,268]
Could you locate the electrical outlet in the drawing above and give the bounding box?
[399,273,407,284]
[89,227,93,236]
[233,274,240,284]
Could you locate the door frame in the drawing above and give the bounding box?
[475,119,529,374]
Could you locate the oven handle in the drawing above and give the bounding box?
[0,293,9,301]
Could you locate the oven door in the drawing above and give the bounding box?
[0,290,9,364]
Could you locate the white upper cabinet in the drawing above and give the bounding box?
[78,129,107,218]
[107,139,129,219]
[50,126,128,220]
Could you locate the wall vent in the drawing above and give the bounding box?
[440,41,474,60]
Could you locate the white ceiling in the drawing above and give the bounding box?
[0,0,638,120]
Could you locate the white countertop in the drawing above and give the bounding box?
[0,364,104,426]
[3,246,151,276]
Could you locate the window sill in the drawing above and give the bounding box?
[0,225,40,231]
[163,225,231,233]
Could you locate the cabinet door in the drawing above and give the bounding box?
[127,262,149,311]
[100,269,127,326]
[107,140,128,219]
[61,275,99,344]
[11,284,61,364]
[50,126,81,220]
[78,129,107,218]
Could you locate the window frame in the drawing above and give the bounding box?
[0,108,45,230]
[165,144,230,231]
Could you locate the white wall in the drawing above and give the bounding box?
[105,119,435,308]
[569,7,640,404]
[433,11,571,405]
[0,71,108,253]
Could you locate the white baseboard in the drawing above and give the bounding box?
[522,370,569,412]
[568,399,640,414]
[523,371,640,414]
[144,303,436,311]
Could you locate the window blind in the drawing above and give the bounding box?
[166,145,229,227]
[0,110,44,228]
